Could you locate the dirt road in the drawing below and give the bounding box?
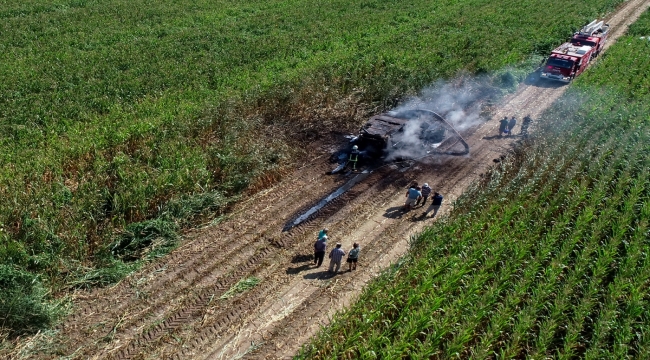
[22,1,650,358]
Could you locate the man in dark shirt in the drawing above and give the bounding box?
[432,192,443,206]
[429,192,444,218]
[314,236,327,267]
[499,117,509,136]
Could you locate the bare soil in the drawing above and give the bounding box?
[7,1,649,358]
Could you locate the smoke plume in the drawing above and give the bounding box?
[384,77,494,161]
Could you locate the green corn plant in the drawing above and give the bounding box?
[469,144,601,359]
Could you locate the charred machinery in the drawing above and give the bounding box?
[331,109,469,173]
[285,109,469,230]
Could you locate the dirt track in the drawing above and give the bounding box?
[23,1,650,358]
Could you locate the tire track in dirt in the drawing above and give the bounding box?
[169,150,476,358]
[156,170,418,359]
[200,155,477,359]
[208,128,498,359]
[55,162,352,358]
[107,168,404,359]
[43,0,650,358]
[91,167,398,359]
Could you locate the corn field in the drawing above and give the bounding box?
[1,0,626,336]
[298,10,650,359]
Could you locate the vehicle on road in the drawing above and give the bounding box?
[541,20,609,83]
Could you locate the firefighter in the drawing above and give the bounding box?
[349,145,360,171]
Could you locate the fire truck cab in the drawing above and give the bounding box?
[541,43,595,83]
[540,20,609,83]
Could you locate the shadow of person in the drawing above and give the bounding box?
[302,270,336,280]
[286,264,312,275]
[409,212,426,222]
[424,204,441,218]
[383,205,404,219]
[290,254,313,264]
[482,135,503,141]
[521,115,532,137]
[408,205,440,222]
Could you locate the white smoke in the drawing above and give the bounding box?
[385,118,428,161]
[383,77,493,161]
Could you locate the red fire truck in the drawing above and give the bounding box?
[540,20,609,83]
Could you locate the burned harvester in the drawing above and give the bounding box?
[283,109,469,231]
[356,112,412,158]
[331,109,469,173]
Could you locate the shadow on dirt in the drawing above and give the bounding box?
[385,199,443,219]
[383,206,405,219]
[291,254,313,264]
[521,115,532,136]
[303,270,336,279]
[483,134,522,140]
[482,135,505,140]
[406,205,441,222]
[483,115,533,140]
[286,264,312,275]
[528,74,567,89]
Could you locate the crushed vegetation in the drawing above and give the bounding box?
[0,265,59,337]
[220,277,262,300]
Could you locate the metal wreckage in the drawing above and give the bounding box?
[284,109,469,231]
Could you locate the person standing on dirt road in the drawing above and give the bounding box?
[499,116,509,136]
[404,182,422,211]
[314,235,327,267]
[328,243,346,274]
[508,116,517,136]
[318,228,328,240]
[347,243,360,271]
[417,183,432,206]
[432,192,443,206]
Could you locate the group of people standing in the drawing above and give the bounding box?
[313,229,360,274]
[499,116,517,136]
[310,182,444,275]
[404,181,443,211]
